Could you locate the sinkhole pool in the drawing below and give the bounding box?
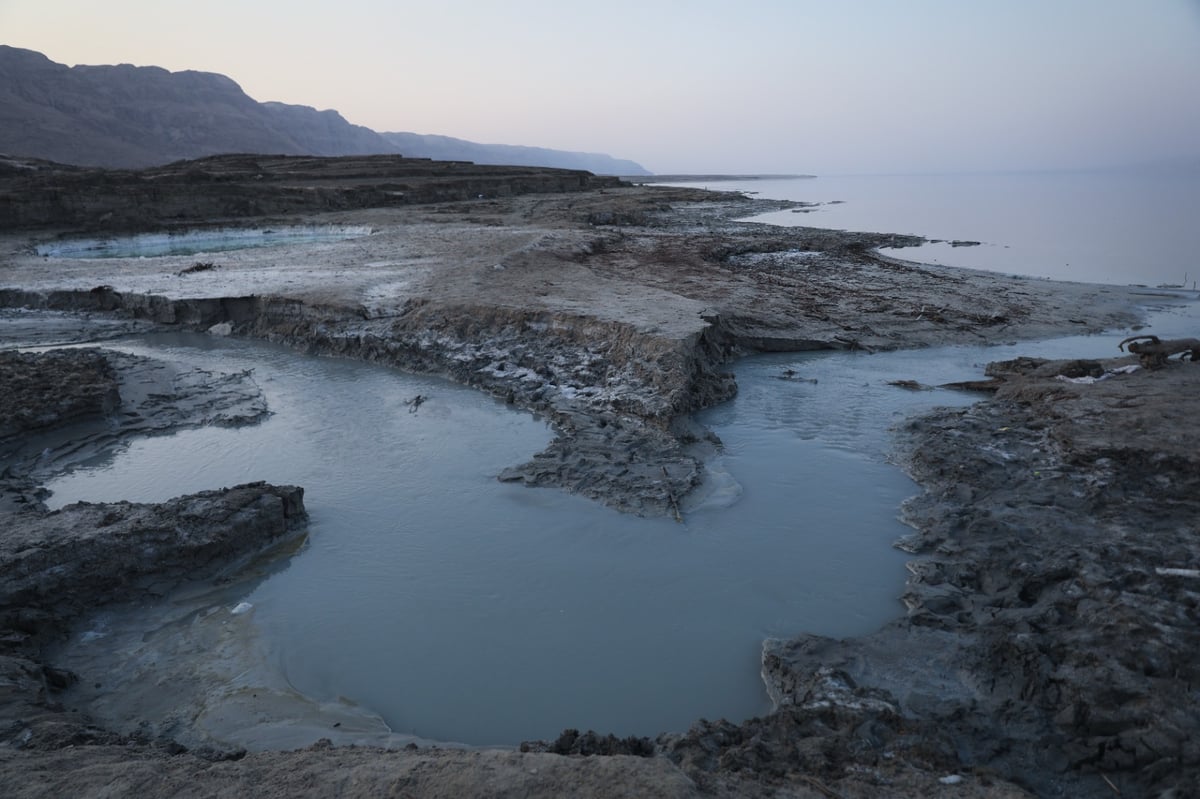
[35,225,373,259]
[42,298,1197,748]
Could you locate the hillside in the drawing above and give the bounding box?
[380,132,650,176]
[0,46,648,175]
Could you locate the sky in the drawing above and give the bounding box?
[3,0,1200,174]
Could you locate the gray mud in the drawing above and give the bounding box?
[744,356,1200,797]
[0,166,1192,796]
[1,347,267,512]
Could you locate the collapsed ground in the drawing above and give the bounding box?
[0,155,1196,797]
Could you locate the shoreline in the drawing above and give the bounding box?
[0,183,1148,516]
[1,159,1196,796]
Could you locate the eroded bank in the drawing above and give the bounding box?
[2,165,1194,796]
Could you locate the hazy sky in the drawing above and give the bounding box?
[4,1,1199,174]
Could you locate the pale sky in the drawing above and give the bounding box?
[4,0,1199,174]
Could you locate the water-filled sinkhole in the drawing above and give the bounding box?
[35,225,372,259]
[43,300,1195,748]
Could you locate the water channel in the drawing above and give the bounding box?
[42,296,1198,748]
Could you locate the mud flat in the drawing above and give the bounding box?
[0,155,1195,796]
[730,355,1200,798]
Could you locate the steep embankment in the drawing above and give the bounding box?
[0,286,726,515]
[380,131,651,175]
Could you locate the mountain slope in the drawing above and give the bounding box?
[0,46,398,168]
[0,47,648,174]
[380,132,650,176]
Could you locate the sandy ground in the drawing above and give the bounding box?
[1,177,1196,796]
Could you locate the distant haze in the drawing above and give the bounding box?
[3,0,1198,175]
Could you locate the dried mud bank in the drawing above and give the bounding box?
[0,347,305,763]
[751,356,1200,798]
[0,344,268,512]
[0,483,310,773]
[0,184,1144,515]
[0,169,1178,796]
[0,287,727,514]
[0,360,1030,799]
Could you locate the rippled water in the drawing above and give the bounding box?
[45,297,1197,746]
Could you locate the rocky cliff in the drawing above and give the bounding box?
[0,46,393,168]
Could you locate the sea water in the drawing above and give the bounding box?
[661,170,1200,288]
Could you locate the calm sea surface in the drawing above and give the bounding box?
[662,170,1200,288]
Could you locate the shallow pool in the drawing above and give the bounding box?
[35,225,372,259]
[43,296,1198,747]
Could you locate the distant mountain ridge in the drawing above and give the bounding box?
[0,46,648,175]
[379,132,648,176]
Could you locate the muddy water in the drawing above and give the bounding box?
[44,297,1196,748]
